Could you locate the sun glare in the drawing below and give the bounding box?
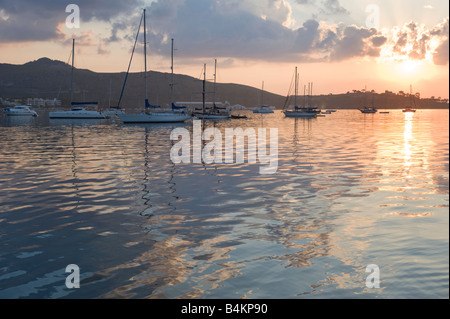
[401,59,421,74]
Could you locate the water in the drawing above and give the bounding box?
[0,109,448,299]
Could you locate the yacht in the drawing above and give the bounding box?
[49,105,105,119]
[283,68,318,119]
[253,82,274,113]
[49,39,104,119]
[116,22,190,124]
[402,85,417,113]
[253,106,274,113]
[3,105,37,117]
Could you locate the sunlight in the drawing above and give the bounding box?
[401,59,421,74]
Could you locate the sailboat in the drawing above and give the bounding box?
[283,67,318,118]
[49,39,105,119]
[403,85,417,113]
[253,81,274,113]
[359,86,377,113]
[117,11,190,124]
[192,60,231,120]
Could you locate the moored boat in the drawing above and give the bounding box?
[4,105,37,117]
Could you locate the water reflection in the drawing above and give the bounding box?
[0,110,447,299]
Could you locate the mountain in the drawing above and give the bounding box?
[0,58,285,110]
[0,58,448,109]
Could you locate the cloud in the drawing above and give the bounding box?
[320,0,350,15]
[294,0,350,15]
[0,0,447,68]
[431,18,449,65]
[382,18,449,65]
[0,0,143,42]
[145,0,383,63]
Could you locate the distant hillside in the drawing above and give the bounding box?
[0,58,448,110]
[0,58,284,110]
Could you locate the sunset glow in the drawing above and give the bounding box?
[0,0,448,99]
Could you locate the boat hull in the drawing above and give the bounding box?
[253,109,274,114]
[49,110,105,119]
[117,112,190,123]
[4,111,37,117]
[283,111,317,118]
[4,106,37,117]
[402,109,416,113]
[359,109,377,114]
[193,113,230,120]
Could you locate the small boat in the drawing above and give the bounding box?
[3,105,37,117]
[403,85,417,113]
[49,105,105,119]
[253,106,274,113]
[253,81,274,113]
[359,86,378,113]
[359,108,377,113]
[230,114,248,119]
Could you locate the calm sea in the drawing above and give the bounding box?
[0,109,448,299]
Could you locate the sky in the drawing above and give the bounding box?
[0,0,449,99]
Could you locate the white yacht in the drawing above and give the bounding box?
[118,110,190,123]
[49,106,105,119]
[253,106,274,113]
[116,18,190,124]
[253,82,274,113]
[49,39,104,120]
[3,105,37,117]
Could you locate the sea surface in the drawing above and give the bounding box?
[0,109,448,299]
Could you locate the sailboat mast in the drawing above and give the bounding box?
[202,64,206,113]
[410,84,413,107]
[261,81,264,106]
[294,67,298,109]
[213,59,217,108]
[303,85,306,107]
[143,9,148,106]
[70,38,75,104]
[171,38,174,105]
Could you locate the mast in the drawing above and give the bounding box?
[303,85,306,107]
[410,84,413,108]
[203,64,206,113]
[213,59,217,109]
[294,67,298,110]
[70,38,75,104]
[310,82,313,108]
[261,81,264,106]
[171,38,174,105]
[143,8,148,108]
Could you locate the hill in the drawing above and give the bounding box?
[0,58,284,110]
[0,58,448,110]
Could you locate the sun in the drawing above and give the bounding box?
[400,59,421,74]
